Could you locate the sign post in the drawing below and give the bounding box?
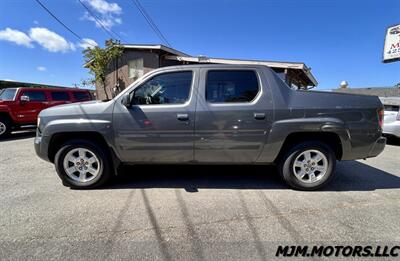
[383,24,400,63]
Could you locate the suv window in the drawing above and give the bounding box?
[73,92,90,101]
[132,71,193,105]
[51,91,70,101]
[206,70,259,103]
[22,91,46,101]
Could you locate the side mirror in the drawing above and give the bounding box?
[121,94,132,108]
[20,95,30,103]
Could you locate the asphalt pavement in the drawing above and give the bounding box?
[0,131,399,260]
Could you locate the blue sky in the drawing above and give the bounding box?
[0,0,399,89]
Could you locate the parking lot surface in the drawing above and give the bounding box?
[0,131,399,260]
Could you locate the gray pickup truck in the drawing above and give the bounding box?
[34,64,386,190]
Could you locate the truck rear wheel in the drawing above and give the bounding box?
[0,116,12,139]
[54,139,112,189]
[278,141,336,190]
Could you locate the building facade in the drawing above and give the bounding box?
[86,44,318,100]
[333,86,400,97]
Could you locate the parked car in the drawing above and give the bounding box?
[34,65,386,190]
[0,87,92,138]
[382,104,400,138]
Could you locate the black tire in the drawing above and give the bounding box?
[0,116,12,139]
[278,141,336,191]
[54,139,112,189]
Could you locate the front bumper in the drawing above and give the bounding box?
[34,132,51,162]
[367,136,386,158]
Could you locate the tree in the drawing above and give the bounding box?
[83,39,123,100]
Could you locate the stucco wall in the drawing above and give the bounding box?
[96,50,160,100]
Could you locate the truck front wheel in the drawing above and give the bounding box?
[54,139,112,189]
[278,141,336,190]
[0,116,12,139]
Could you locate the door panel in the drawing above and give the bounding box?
[16,90,48,124]
[194,68,273,163]
[113,69,198,163]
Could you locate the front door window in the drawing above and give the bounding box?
[132,71,193,105]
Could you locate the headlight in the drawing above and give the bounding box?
[37,117,41,127]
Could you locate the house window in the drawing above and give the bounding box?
[128,58,144,79]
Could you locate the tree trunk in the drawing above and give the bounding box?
[102,82,109,100]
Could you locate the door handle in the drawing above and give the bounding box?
[254,112,266,120]
[177,113,189,121]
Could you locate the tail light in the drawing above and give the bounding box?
[378,108,384,127]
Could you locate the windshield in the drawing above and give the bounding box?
[0,88,17,101]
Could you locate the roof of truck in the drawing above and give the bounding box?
[152,63,277,69]
[13,87,91,92]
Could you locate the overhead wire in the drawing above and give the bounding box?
[34,0,97,47]
[129,0,171,47]
[77,0,126,43]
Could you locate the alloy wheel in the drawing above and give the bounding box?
[292,149,328,183]
[63,148,100,183]
[0,122,6,135]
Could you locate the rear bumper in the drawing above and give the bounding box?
[367,136,386,158]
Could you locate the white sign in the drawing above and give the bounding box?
[383,24,400,63]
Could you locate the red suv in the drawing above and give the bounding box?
[0,87,92,138]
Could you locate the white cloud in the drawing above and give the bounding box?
[69,42,76,51]
[29,27,74,53]
[0,28,33,48]
[33,20,39,25]
[82,11,122,30]
[82,0,123,29]
[84,0,121,15]
[78,38,98,49]
[37,66,46,71]
[0,27,94,53]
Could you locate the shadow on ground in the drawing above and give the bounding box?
[102,160,400,192]
[0,130,35,142]
[386,135,400,146]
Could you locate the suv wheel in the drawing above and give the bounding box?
[278,141,336,190]
[0,116,12,139]
[54,139,112,189]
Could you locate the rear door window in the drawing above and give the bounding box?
[21,91,46,101]
[73,92,91,101]
[206,70,260,103]
[51,91,70,101]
